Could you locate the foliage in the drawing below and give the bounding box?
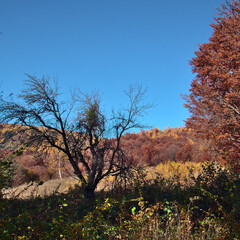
[122,127,210,166]
[0,125,212,188]
[0,146,27,197]
[155,161,202,181]
[184,0,240,163]
[0,152,15,197]
[1,161,240,239]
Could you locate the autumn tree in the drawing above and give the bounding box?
[0,75,150,200]
[184,0,240,162]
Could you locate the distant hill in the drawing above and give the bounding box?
[121,126,211,166]
[0,124,211,187]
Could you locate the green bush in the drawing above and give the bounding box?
[0,153,15,196]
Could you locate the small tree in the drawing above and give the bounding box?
[0,151,15,198]
[184,1,240,162]
[0,75,150,200]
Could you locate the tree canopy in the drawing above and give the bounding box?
[184,0,240,162]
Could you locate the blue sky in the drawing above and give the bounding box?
[0,0,226,130]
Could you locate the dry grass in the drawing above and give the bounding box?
[2,175,115,199]
[2,177,78,199]
[2,161,204,199]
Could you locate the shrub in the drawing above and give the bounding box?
[0,152,15,198]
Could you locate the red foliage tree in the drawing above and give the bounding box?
[141,142,157,166]
[184,1,240,162]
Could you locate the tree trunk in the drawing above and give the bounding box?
[83,183,96,202]
[78,184,96,219]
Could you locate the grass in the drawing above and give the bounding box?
[1,161,240,239]
[2,177,79,199]
[2,161,202,199]
[2,174,116,200]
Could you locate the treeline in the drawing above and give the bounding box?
[0,124,212,187]
[0,124,73,186]
[122,127,211,166]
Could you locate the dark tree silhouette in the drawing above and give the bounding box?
[0,74,151,200]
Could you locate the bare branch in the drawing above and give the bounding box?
[0,75,151,200]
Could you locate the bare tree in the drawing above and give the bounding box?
[0,74,151,200]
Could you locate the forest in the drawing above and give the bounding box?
[0,1,240,239]
[0,125,210,186]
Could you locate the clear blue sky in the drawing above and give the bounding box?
[0,0,226,130]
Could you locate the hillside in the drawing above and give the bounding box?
[0,124,212,187]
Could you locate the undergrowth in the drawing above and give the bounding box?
[0,161,240,239]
